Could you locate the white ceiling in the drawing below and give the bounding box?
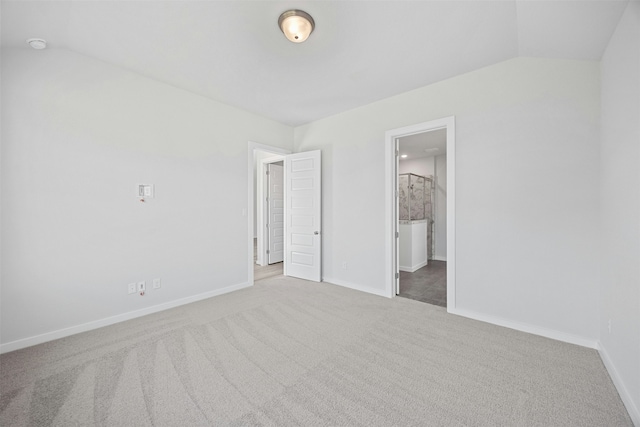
[399,128,447,161]
[1,0,628,126]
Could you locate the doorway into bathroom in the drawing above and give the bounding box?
[397,129,447,307]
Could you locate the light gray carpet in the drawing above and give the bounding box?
[0,276,632,426]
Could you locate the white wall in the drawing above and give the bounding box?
[294,57,600,343]
[0,48,293,349]
[599,1,640,423]
[399,156,435,177]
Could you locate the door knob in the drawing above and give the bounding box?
[314,231,319,235]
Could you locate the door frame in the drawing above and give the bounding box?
[248,142,291,285]
[384,116,456,310]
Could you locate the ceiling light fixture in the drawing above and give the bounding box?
[27,38,47,49]
[401,154,408,158]
[278,10,315,43]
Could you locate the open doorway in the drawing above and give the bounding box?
[248,142,290,284]
[256,156,285,281]
[384,117,456,311]
[248,142,323,285]
[397,129,447,307]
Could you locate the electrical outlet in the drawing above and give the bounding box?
[128,283,136,294]
[137,281,146,292]
[152,278,161,289]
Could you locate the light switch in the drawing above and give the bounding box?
[137,184,154,198]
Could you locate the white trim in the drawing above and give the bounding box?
[255,157,265,266]
[598,343,640,426]
[445,119,456,311]
[399,260,428,273]
[0,281,251,354]
[433,255,447,261]
[247,141,291,286]
[449,307,598,349]
[385,116,456,306]
[323,277,390,298]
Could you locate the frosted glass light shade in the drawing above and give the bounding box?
[278,10,314,43]
[27,38,47,49]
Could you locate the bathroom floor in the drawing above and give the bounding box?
[399,261,447,307]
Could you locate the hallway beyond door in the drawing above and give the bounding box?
[254,238,283,281]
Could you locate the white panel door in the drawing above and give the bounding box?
[285,150,321,282]
[267,163,284,264]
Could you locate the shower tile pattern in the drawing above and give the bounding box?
[399,173,427,220]
[399,173,435,259]
[399,174,410,220]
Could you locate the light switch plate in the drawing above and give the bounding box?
[137,184,154,198]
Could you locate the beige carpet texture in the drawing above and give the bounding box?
[0,276,633,426]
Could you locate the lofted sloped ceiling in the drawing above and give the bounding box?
[0,0,629,126]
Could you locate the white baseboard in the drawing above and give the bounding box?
[0,281,252,354]
[433,255,447,261]
[399,260,428,273]
[598,343,640,426]
[323,277,390,298]
[448,307,599,349]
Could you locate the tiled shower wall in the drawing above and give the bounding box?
[399,173,434,259]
